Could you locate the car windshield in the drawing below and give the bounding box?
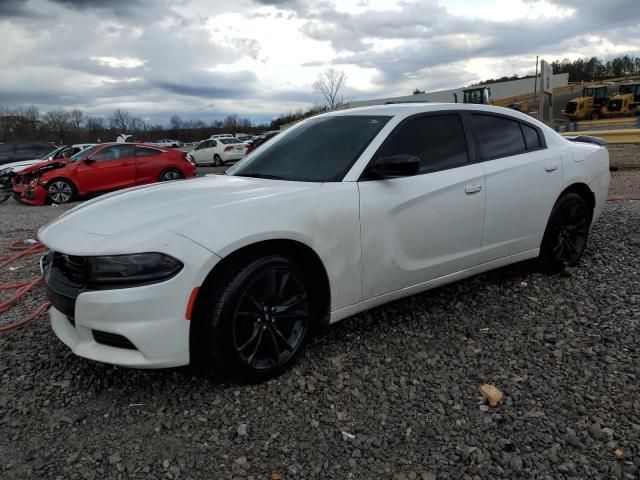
[71,144,100,161]
[228,115,390,182]
[40,146,64,160]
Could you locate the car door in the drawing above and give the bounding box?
[191,141,211,164]
[76,144,137,193]
[468,113,563,263]
[134,146,166,184]
[358,112,486,300]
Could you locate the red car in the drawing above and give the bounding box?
[13,143,196,205]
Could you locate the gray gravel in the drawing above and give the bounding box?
[1,173,639,479]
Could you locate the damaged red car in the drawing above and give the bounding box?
[13,143,196,205]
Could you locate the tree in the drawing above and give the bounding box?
[110,109,132,131]
[69,108,85,131]
[170,114,182,131]
[19,105,40,136]
[44,108,71,143]
[313,68,347,109]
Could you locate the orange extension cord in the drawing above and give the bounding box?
[0,239,50,333]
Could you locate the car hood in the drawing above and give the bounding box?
[18,158,71,175]
[42,174,319,237]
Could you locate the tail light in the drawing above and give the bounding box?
[224,146,233,152]
[246,145,255,154]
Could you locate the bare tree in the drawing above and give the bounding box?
[170,114,182,131]
[69,108,85,130]
[109,109,132,131]
[44,108,71,143]
[313,68,347,109]
[20,105,40,136]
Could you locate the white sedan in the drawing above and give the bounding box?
[39,103,609,379]
[188,138,246,166]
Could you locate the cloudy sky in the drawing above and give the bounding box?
[1,0,639,124]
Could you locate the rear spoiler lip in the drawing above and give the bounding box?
[565,135,607,147]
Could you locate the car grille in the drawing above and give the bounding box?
[565,102,577,114]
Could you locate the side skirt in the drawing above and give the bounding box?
[328,248,539,324]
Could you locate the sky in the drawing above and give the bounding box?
[0,0,639,125]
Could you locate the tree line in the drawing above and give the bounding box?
[0,106,268,144]
[471,55,640,87]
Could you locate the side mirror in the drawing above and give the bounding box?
[370,154,420,179]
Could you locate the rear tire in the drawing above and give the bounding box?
[192,255,316,381]
[213,154,223,167]
[539,193,591,272]
[47,178,76,204]
[159,168,183,182]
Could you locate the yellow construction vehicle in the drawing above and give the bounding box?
[604,81,640,117]
[563,85,610,121]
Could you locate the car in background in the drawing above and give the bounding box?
[13,143,196,205]
[245,131,280,155]
[210,134,234,140]
[0,141,57,166]
[188,138,246,166]
[235,135,254,142]
[149,139,183,148]
[0,144,95,175]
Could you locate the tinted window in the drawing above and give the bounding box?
[471,114,526,159]
[136,146,162,157]
[91,145,135,162]
[521,123,541,150]
[228,115,390,182]
[378,114,468,174]
[220,138,242,144]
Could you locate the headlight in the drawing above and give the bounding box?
[86,253,183,287]
[0,167,11,175]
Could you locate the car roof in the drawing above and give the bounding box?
[324,102,526,118]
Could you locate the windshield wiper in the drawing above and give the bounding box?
[235,173,286,180]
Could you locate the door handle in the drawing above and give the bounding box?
[545,163,559,172]
[465,184,482,194]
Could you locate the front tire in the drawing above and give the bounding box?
[47,179,75,204]
[193,255,314,380]
[540,193,591,272]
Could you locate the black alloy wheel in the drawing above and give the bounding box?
[541,193,591,271]
[232,265,309,371]
[193,255,315,380]
[213,154,223,167]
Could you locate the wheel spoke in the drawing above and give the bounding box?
[271,325,294,352]
[264,269,277,299]
[277,271,290,300]
[238,323,261,353]
[275,294,305,314]
[267,328,282,362]
[246,328,265,366]
[566,218,586,232]
[247,294,263,313]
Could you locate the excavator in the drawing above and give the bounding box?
[562,85,610,121]
[604,81,640,117]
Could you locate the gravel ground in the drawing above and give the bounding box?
[610,171,640,197]
[1,172,639,479]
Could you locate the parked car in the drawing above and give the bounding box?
[210,134,234,139]
[149,139,183,148]
[235,135,254,142]
[38,104,609,380]
[0,144,92,174]
[14,143,196,205]
[188,138,246,166]
[245,131,279,155]
[0,141,57,166]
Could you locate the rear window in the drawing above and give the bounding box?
[471,114,526,160]
[136,146,162,157]
[521,123,541,150]
[220,138,242,144]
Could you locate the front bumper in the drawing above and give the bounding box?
[13,182,48,205]
[41,231,221,368]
